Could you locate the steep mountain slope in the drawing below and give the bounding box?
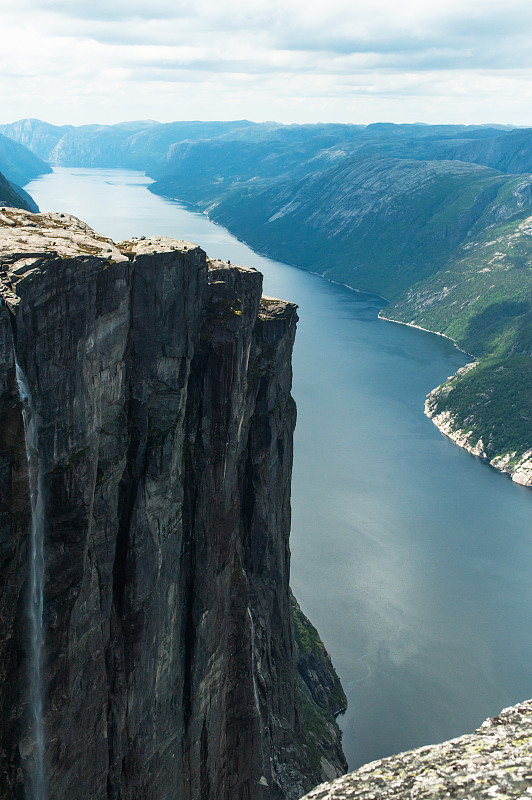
[435,128,532,175]
[0,131,51,186]
[199,156,532,299]
[0,171,38,211]
[384,213,532,484]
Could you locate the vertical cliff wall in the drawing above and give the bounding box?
[0,209,345,800]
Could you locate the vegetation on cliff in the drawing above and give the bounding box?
[292,595,348,780]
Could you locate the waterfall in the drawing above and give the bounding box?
[246,607,261,720]
[15,361,46,800]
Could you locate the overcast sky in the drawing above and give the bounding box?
[1,0,532,126]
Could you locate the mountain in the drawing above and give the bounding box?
[1,118,511,178]
[0,208,346,800]
[0,171,38,211]
[432,128,532,174]
[0,118,263,172]
[0,130,51,186]
[0,128,50,212]
[384,212,532,484]
[191,156,532,298]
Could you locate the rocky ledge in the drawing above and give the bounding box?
[302,699,532,799]
[0,209,345,800]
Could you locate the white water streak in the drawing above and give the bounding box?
[15,361,46,800]
[247,607,261,721]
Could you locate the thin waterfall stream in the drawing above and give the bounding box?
[15,361,46,800]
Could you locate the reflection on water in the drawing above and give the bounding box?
[26,167,532,770]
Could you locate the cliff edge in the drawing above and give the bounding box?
[0,209,345,799]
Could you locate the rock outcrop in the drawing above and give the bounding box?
[301,699,532,799]
[0,209,345,800]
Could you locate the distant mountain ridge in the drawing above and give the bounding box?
[3,118,525,177]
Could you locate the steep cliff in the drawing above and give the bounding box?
[0,209,345,800]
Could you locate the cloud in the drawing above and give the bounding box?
[0,0,532,125]
[36,0,191,21]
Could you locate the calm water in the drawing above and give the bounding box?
[26,167,532,770]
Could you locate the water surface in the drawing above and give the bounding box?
[26,167,532,770]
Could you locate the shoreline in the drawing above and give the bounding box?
[377,315,532,487]
[377,312,474,358]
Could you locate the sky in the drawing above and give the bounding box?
[1,0,532,127]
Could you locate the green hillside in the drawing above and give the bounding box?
[203,158,532,299]
[384,213,532,480]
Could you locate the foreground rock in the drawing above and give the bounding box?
[302,700,532,799]
[0,209,345,800]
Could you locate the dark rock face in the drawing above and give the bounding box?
[0,210,345,800]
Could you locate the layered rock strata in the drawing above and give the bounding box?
[0,209,345,800]
[302,699,532,799]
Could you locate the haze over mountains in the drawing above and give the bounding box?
[1,117,531,483]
